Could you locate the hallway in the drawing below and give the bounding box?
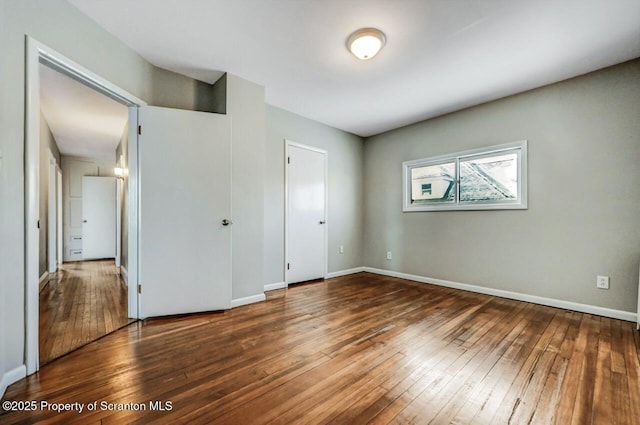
[39,260,133,365]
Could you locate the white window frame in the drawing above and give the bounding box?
[403,140,528,212]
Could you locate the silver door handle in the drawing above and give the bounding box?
[319,220,326,224]
[222,219,233,226]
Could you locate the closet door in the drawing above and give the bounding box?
[82,176,116,260]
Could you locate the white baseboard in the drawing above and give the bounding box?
[38,271,49,292]
[326,267,365,279]
[120,265,128,284]
[231,293,266,308]
[264,282,286,292]
[364,267,637,323]
[1,365,26,399]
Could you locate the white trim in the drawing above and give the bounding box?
[364,267,637,323]
[637,264,640,330]
[39,271,49,285]
[284,140,288,284]
[47,153,57,273]
[326,267,365,279]
[25,36,146,375]
[231,293,266,308]
[25,35,41,376]
[56,166,63,267]
[38,271,49,292]
[264,282,286,292]
[1,365,27,399]
[120,265,128,284]
[127,106,140,320]
[284,139,328,285]
[115,178,122,268]
[32,40,145,106]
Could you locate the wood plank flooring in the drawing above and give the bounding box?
[3,272,639,424]
[39,260,134,365]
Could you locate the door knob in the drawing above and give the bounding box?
[319,220,326,224]
[83,220,87,223]
[222,219,232,226]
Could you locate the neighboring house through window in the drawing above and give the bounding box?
[403,140,527,211]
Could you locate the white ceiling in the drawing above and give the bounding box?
[40,63,128,160]
[68,0,640,137]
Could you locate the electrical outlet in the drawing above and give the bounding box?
[596,275,609,289]
[386,251,392,260]
[339,245,344,254]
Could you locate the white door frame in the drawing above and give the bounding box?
[115,177,122,268]
[47,153,57,273]
[284,139,328,285]
[25,36,146,374]
[56,166,63,267]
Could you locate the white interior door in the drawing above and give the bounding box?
[139,106,232,317]
[286,142,327,284]
[82,176,116,260]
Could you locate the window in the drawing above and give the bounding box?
[403,140,527,211]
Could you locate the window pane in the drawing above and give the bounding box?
[459,152,518,203]
[410,162,455,204]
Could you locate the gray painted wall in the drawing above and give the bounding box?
[265,106,364,285]
[226,74,266,300]
[363,59,640,313]
[38,114,62,277]
[0,0,219,384]
[149,66,217,113]
[210,73,227,114]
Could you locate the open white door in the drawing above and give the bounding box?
[139,106,232,317]
[82,176,117,260]
[286,142,327,284]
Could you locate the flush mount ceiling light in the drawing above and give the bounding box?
[347,28,386,60]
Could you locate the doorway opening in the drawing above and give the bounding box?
[25,37,146,374]
[37,60,134,365]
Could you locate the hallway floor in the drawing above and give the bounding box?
[39,260,134,365]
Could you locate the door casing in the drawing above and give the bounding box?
[25,37,146,374]
[47,154,58,273]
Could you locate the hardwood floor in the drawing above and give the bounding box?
[3,272,639,424]
[39,260,134,365]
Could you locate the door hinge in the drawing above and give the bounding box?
[287,263,290,270]
[37,220,40,229]
[138,125,142,135]
[287,156,290,164]
[138,284,142,294]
